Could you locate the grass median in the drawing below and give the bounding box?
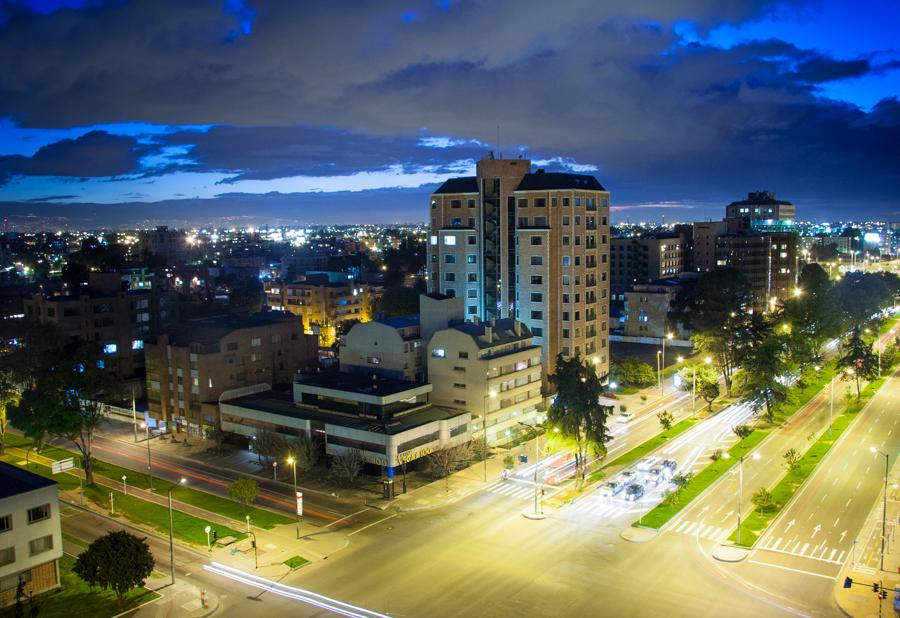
[729,370,893,546]
[637,429,769,529]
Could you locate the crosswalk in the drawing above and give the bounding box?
[755,535,847,565]
[485,481,542,500]
[668,518,732,542]
[566,499,630,519]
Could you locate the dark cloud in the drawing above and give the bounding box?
[792,56,871,83]
[0,130,149,185]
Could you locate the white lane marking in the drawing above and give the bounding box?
[792,541,801,553]
[718,528,730,542]
[674,520,689,533]
[818,546,829,560]
[838,551,846,563]
[347,513,397,537]
[833,517,840,528]
[684,522,699,535]
[772,537,783,551]
[800,543,809,556]
[829,549,837,562]
[325,508,370,529]
[846,498,852,507]
[747,560,839,580]
[856,480,862,489]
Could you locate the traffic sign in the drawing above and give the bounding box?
[296,491,303,517]
[51,458,74,474]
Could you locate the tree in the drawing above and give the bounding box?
[751,488,776,513]
[374,286,420,318]
[732,424,753,440]
[782,264,842,364]
[837,327,878,401]
[699,378,720,412]
[672,268,754,396]
[253,428,287,463]
[836,271,894,329]
[428,444,470,480]
[734,323,789,424]
[665,472,693,505]
[0,369,18,455]
[547,355,613,488]
[782,448,801,472]
[331,448,364,484]
[73,531,154,605]
[286,434,321,474]
[657,410,674,431]
[619,358,656,388]
[227,478,259,512]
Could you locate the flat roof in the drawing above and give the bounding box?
[296,371,428,397]
[0,461,56,499]
[224,391,466,435]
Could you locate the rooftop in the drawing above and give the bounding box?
[728,191,793,207]
[433,177,479,195]
[0,461,56,500]
[516,171,605,192]
[296,371,428,397]
[450,318,533,349]
[378,315,420,330]
[158,310,299,346]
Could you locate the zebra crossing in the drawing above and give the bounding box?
[668,518,732,542]
[566,498,630,519]
[754,535,847,565]
[485,480,543,500]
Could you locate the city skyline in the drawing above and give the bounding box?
[0,0,899,228]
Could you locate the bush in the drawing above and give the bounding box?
[503,454,515,469]
[752,488,776,512]
[732,424,753,440]
[640,395,648,402]
[710,449,723,462]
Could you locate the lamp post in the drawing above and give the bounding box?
[870,446,889,572]
[204,525,212,552]
[141,421,154,491]
[131,388,138,442]
[517,419,544,517]
[732,452,761,546]
[287,456,300,539]
[272,460,278,480]
[167,477,187,586]
[245,514,250,533]
[656,350,663,397]
[122,475,127,496]
[659,332,673,397]
[482,390,496,483]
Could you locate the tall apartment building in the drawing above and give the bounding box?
[715,231,799,309]
[428,157,611,382]
[0,462,63,607]
[610,234,685,295]
[23,272,176,385]
[264,276,373,346]
[427,318,543,444]
[725,191,796,231]
[145,311,318,434]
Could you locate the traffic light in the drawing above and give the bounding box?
[843,577,853,589]
[873,583,880,593]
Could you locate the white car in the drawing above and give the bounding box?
[616,412,635,423]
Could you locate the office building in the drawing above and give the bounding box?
[340,316,424,382]
[621,279,690,339]
[145,311,318,434]
[725,191,796,231]
[138,226,188,265]
[691,221,726,273]
[716,231,799,309]
[428,157,611,383]
[610,235,685,295]
[0,462,62,607]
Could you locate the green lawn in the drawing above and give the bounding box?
[25,553,159,618]
[638,429,769,529]
[283,555,310,570]
[599,419,697,473]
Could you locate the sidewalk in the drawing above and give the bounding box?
[134,579,219,618]
[835,458,900,617]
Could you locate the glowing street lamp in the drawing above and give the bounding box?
[205,525,212,552]
[870,446,889,571]
[167,477,187,585]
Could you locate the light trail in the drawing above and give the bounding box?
[204,562,391,617]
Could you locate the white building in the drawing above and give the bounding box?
[339,315,424,381]
[0,462,63,607]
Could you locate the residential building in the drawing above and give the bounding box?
[0,462,62,607]
[725,191,796,231]
[144,311,318,434]
[23,272,176,385]
[219,372,470,488]
[264,275,374,346]
[138,226,188,265]
[610,234,685,295]
[691,221,726,273]
[428,156,611,383]
[715,231,799,309]
[340,316,424,381]
[428,318,543,444]
[621,279,689,339]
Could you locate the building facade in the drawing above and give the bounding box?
[340,316,424,382]
[725,191,796,230]
[0,463,62,607]
[428,157,611,382]
[145,311,318,434]
[138,226,188,265]
[715,231,799,309]
[427,318,543,445]
[691,221,726,273]
[621,279,688,339]
[610,235,685,295]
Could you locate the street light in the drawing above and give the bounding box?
[656,350,663,397]
[122,475,127,496]
[140,421,154,491]
[482,390,497,483]
[287,455,300,539]
[167,477,187,586]
[204,525,212,552]
[736,452,762,545]
[272,460,278,480]
[517,421,543,517]
[660,332,673,397]
[870,446,889,572]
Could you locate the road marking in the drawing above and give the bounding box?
[800,543,809,555]
[347,513,397,537]
[808,513,815,521]
[846,498,852,507]
[684,522,699,535]
[747,560,838,580]
[675,520,689,533]
[840,530,847,543]
[838,551,846,563]
[792,541,801,553]
[325,508,370,529]
[829,549,837,562]
[772,537,783,550]
[866,465,871,474]
[818,546,829,559]
[706,526,722,540]
[833,518,840,527]
[856,480,863,489]
[833,477,839,486]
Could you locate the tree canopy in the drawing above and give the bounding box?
[74,531,154,604]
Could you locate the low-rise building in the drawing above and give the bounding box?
[622,279,689,339]
[0,462,62,607]
[339,316,424,381]
[610,235,685,295]
[428,318,543,445]
[145,311,318,435]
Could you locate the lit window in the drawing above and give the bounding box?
[103,343,117,355]
[444,235,456,246]
[132,339,144,350]
[430,235,438,245]
[432,348,446,358]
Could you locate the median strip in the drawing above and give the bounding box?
[599,418,697,474]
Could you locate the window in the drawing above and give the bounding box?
[563,311,570,320]
[453,383,466,389]
[562,275,570,285]
[226,342,238,351]
[467,289,477,298]
[467,273,477,282]
[530,292,543,302]
[131,339,144,350]
[563,197,570,207]
[0,547,13,567]
[468,199,475,208]
[562,329,570,338]
[445,289,456,297]
[530,236,542,246]
[532,327,543,336]
[445,254,456,264]
[251,337,262,347]
[530,310,543,320]
[451,199,461,209]
[563,215,570,225]
[458,352,469,359]
[530,275,543,285]
[575,197,581,207]
[468,305,478,315]
[467,255,477,264]
[29,535,53,556]
[432,348,446,358]
[0,515,10,534]
[517,198,528,208]
[575,256,581,266]
[367,356,382,365]
[530,256,543,266]
[467,236,476,245]
[445,273,456,282]
[563,236,570,246]
[452,218,462,227]
[430,235,438,245]
[535,197,546,207]
[444,235,456,246]
[562,256,570,267]
[27,504,50,524]
[103,343,117,355]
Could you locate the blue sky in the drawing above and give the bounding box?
[0,0,898,226]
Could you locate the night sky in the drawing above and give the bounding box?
[0,0,898,227]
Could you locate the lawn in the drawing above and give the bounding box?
[599,419,697,473]
[24,553,159,618]
[638,429,769,529]
[283,555,310,570]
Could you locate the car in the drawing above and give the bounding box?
[625,483,645,502]
[599,480,624,498]
[647,467,665,486]
[617,470,638,485]
[616,412,635,423]
[635,457,660,473]
[662,459,678,474]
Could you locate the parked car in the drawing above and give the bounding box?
[625,483,645,502]
[616,412,635,423]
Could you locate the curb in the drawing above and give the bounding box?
[621,526,657,543]
[712,544,750,563]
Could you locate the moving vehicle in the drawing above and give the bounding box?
[599,480,625,498]
[662,459,678,474]
[647,467,664,486]
[635,457,660,473]
[617,470,638,485]
[616,412,635,423]
[625,484,645,502]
